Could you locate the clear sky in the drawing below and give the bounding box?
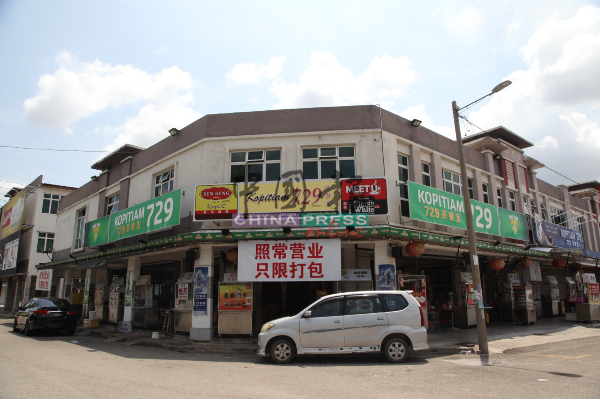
[1,1,599,203]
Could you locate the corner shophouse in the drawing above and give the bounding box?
[37,105,600,340]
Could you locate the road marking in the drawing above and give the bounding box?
[526,354,591,359]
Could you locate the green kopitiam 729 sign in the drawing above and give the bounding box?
[407,181,527,240]
[84,189,181,247]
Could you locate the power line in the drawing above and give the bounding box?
[0,145,109,153]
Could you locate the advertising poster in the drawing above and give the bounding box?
[219,283,252,312]
[36,269,53,291]
[84,216,110,248]
[378,264,396,290]
[238,239,341,282]
[195,184,238,220]
[177,283,189,300]
[238,180,339,214]
[411,291,427,308]
[530,213,584,249]
[497,208,528,241]
[193,266,209,316]
[1,236,19,274]
[341,269,372,281]
[0,190,25,240]
[94,288,104,306]
[588,283,599,304]
[341,178,388,215]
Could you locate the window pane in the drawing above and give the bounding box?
[321,160,336,179]
[169,181,174,192]
[339,160,355,178]
[453,184,461,195]
[382,294,409,311]
[484,194,489,204]
[303,148,318,159]
[399,184,408,199]
[339,147,354,157]
[482,184,488,192]
[75,238,82,249]
[48,233,54,238]
[231,152,245,162]
[39,233,47,238]
[44,194,51,199]
[398,155,408,166]
[155,175,161,184]
[421,163,429,173]
[468,179,473,188]
[346,297,382,315]
[444,170,451,180]
[113,202,119,213]
[311,299,343,317]
[231,165,245,183]
[320,147,336,157]
[162,182,169,195]
[444,182,453,193]
[266,150,280,161]
[303,161,318,180]
[37,239,45,253]
[452,173,460,183]
[154,186,161,197]
[423,175,431,187]
[469,189,474,199]
[248,151,263,161]
[170,169,174,179]
[46,239,54,253]
[265,163,280,181]
[247,164,263,182]
[398,167,408,182]
[50,199,59,214]
[400,200,410,217]
[42,199,50,214]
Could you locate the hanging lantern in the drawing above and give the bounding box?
[226,248,238,264]
[552,259,566,269]
[518,256,532,268]
[405,240,425,258]
[489,258,506,271]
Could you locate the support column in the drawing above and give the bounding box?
[559,186,574,229]
[62,268,73,299]
[12,276,23,313]
[82,269,96,319]
[408,144,423,185]
[374,241,396,290]
[431,153,444,191]
[191,244,214,341]
[483,151,499,207]
[3,278,14,312]
[123,257,141,322]
[472,169,482,201]
[22,275,32,305]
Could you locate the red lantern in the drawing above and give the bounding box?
[489,258,506,271]
[226,248,238,264]
[405,240,425,258]
[552,259,566,269]
[519,256,532,268]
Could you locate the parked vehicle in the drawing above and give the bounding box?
[12,298,78,336]
[257,291,428,364]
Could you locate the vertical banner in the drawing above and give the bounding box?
[378,264,396,290]
[193,266,209,316]
[36,270,53,291]
[125,271,132,307]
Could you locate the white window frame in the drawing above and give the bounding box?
[42,193,61,215]
[468,178,474,200]
[154,168,175,198]
[302,146,355,180]
[73,207,86,251]
[421,162,431,187]
[107,193,120,215]
[230,149,281,183]
[576,216,586,245]
[443,170,462,196]
[541,203,548,221]
[551,206,566,226]
[482,183,489,204]
[497,188,503,208]
[398,154,410,218]
[509,191,516,212]
[37,232,54,254]
[522,195,530,215]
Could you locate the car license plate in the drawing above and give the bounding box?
[52,313,61,317]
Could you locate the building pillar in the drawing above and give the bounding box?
[374,241,396,290]
[62,268,73,299]
[483,151,498,207]
[529,171,543,217]
[472,169,482,202]
[12,276,23,313]
[123,257,141,322]
[191,244,214,341]
[430,153,443,191]
[22,275,32,305]
[82,269,96,319]
[408,144,422,185]
[2,278,14,312]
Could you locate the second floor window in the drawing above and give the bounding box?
[541,203,548,221]
[42,194,60,214]
[302,147,355,180]
[468,178,474,200]
[443,170,461,195]
[231,150,281,183]
[576,216,586,245]
[497,189,503,208]
[522,195,530,215]
[398,154,409,217]
[107,194,119,215]
[551,207,566,226]
[421,162,431,187]
[155,169,175,197]
[74,208,86,250]
[509,191,516,212]
[37,232,54,253]
[482,183,489,204]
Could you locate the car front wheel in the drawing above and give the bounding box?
[383,338,409,363]
[270,339,295,364]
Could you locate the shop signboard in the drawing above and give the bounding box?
[238,239,341,282]
[232,213,369,228]
[301,214,369,227]
[378,264,396,290]
[223,273,238,282]
[0,190,25,240]
[177,283,189,300]
[36,269,53,291]
[219,283,252,312]
[195,184,238,220]
[341,269,372,281]
[530,214,583,249]
[340,178,388,215]
[193,266,209,316]
[0,236,19,276]
[84,216,110,248]
[407,181,527,240]
[238,180,339,214]
[411,292,427,308]
[588,283,599,304]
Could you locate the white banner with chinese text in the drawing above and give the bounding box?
[238,239,341,281]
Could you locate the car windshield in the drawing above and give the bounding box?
[38,298,72,308]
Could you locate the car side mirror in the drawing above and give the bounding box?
[303,310,312,318]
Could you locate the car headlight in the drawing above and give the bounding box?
[260,323,275,333]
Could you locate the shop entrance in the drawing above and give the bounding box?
[259,282,333,324]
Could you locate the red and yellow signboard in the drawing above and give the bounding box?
[195,184,238,220]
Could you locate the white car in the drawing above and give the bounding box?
[257,291,428,364]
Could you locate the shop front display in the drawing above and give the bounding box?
[218,282,253,335]
[94,279,109,323]
[576,273,600,322]
[543,276,560,317]
[398,274,428,328]
[173,272,194,333]
[514,285,536,325]
[500,273,520,322]
[132,275,159,329]
[454,272,476,328]
[108,278,124,324]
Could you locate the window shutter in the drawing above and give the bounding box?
[504,160,516,188]
[502,159,508,186]
[518,166,530,193]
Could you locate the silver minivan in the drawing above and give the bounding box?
[257,291,428,364]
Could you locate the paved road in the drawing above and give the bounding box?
[1,318,599,399]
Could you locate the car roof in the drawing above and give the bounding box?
[319,290,412,300]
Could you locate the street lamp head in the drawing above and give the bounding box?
[491,80,512,94]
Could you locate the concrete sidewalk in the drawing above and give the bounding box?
[3,312,599,355]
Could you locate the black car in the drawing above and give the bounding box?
[13,298,78,336]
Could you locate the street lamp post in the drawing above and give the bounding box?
[452,80,511,354]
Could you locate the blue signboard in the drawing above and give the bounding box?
[193,266,209,316]
[378,264,396,290]
[530,213,584,249]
